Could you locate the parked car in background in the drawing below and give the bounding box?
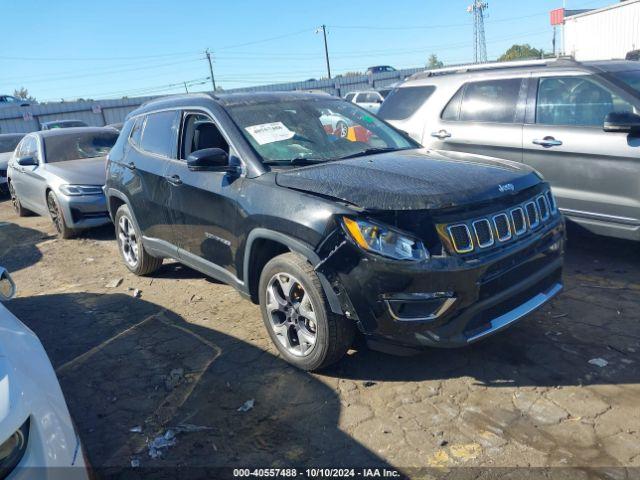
[379,58,640,242]
[0,95,31,108]
[367,65,396,75]
[0,267,89,479]
[41,119,89,130]
[344,90,385,113]
[105,92,564,371]
[626,49,640,61]
[0,133,25,194]
[7,127,118,238]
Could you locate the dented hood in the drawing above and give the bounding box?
[275,149,541,210]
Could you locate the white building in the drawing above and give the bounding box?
[564,0,640,60]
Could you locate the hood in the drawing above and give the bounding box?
[275,149,541,210]
[45,156,106,185]
[0,152,11,170]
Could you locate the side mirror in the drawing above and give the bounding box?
[603,111,640,133]
[187,148,231,172]
[0,268,16,301]
[17,156,37,166]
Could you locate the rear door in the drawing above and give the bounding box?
[164,111,243,281]
[125,111,178,243]
[522,73,640,231]
[427,77,526,163]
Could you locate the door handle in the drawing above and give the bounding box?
[125,162,136,170]
[431,129,452,140]
[165,174,183,186]
[533,137,563,147]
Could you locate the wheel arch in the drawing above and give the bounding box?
[105,188,130,222]
[243,228,343,315]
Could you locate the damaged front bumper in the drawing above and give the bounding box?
[316,217,565,351]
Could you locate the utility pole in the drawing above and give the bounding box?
[205,49,217,92]
[317,25,331,79]
[183,81,189,93]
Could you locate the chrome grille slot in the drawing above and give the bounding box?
[510,207,526,235]
[525,201,540,229]
[448,224,473,253]
[546,190,557,213]
[493,213,512,241]
[442,188,558,255]
[537,195,550,221]
[472,219,494,248]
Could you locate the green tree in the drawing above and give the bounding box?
[427,54,444,69]
[13,87,36,102]
[498,44,545,62]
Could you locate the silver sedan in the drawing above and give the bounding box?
[7,127,119,238]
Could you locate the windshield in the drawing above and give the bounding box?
[0,135,24,153]
[225,98,417,165]
[611,69,640,96]
[43,131,118,163]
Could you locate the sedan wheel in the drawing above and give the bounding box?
[266,272,318,357]
[8,182,28,217]
[47,191,74,238]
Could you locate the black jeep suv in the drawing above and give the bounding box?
[105,92,565,371]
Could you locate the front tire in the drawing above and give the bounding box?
[115,204,162,275]
[47,191,75,239]
[258,252,354,371]
[8,181,30,217]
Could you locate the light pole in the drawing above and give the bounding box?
[316,25,331,79]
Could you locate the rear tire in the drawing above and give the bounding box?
[258,252,354,371]
[115,204,162,276]
[47,191,75,239]
[8,181,30,217]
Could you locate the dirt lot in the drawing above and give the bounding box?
[1,196,639,478]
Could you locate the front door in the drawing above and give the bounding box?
[522,74,640,233]
[164,111,243,281]
[427,77,526,163]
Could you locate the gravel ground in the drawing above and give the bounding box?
[1,196,639,479]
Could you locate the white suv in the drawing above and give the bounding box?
[344,90,384,113]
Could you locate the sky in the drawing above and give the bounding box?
[1,0,614,102]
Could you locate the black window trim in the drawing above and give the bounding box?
[440,77,528,125]
[127,106,245,171]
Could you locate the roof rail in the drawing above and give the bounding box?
[409,56,579,80]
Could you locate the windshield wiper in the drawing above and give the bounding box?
[338,147,403,160]
[263,156,325,166]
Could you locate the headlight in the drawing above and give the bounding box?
[342,217,429,261]
[0,418,29,478]
[59,185,103,196]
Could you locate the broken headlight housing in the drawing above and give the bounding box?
[342,217,429,261]
[59,185,103,196]
[0,418,29,478]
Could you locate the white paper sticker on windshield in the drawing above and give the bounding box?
[245,122,295,145]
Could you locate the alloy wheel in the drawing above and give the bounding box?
[118,215,139,267]
[266,272,318,357]
[47,194,64,234]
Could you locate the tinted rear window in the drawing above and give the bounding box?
[44,131,118,163]
[140,111,178,158]
[459,78,523,123]
[378,86,436,120]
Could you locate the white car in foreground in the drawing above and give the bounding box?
[0,268,89,479]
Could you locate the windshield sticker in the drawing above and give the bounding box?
[245,122,295,145]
